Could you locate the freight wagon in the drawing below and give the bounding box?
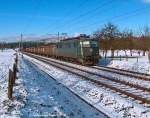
[24,37,100,65]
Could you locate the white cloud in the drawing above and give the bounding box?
[143,0,150,3]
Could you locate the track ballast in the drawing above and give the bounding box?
[24,52,150,106]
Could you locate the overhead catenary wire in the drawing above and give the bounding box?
[51,0,115,32]
[48,0,90,31]
[22,0,118,38]
[63,1,117,32]
[42,0,91,33]
[68,6,150,33]
[21,1,150,39]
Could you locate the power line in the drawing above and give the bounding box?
[66,0,117,32]
[23,0,114,36]
[42,0,90,33]
[52,0,114,32]
[68,6,150,33]
[22,1,150,37]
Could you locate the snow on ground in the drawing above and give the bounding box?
[0,49,24,117]
[24,54,150,118]
[25,53,150,90]
[1,50,105,118]
[108,59,150,74]
[18,56,104,118]
[99,50,148,57]
[2,50,149,117]
[99,50,150,74]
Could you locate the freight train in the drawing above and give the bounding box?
[24,37,100,65]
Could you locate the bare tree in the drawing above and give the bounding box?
[143,26,150,37]
[94,22,120,58]
[121,29,134,56]
[140,25,150,56]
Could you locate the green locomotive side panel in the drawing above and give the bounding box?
[56,40,81,59]
[56,39,100,64]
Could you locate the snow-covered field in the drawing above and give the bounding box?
[0,50,105,118]
[100,50,149,58]
[99,50,150,74]
[18,57,104,118]
[1,49,150,118]
[24,54,150,118]
[0,49,23,117]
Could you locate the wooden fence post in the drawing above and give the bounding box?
[8,69,13,99]
[15,54,18,72]
[13,63,17,85]
[15,54,18,64]
[148,50,150,63]
[137,57,139,63]
[126,56,128,61]
[120,55,121,61]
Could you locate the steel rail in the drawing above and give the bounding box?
[25,53,150,104]
[92,66,150,81]
[25,53,150,92]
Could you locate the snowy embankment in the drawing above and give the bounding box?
[100,50,150,74]
[0,50,106,118]
[108,59,150,74]
[24,54,150,118]
[0,50,26,117]
[18,57,103,118]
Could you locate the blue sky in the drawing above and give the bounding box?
[0,0,150,41]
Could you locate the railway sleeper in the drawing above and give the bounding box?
[25,53,150,105]
[42,56,150,92]
[93,66,150,81]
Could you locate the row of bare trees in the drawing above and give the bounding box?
[94,22,150,58]
[99,38,150,57]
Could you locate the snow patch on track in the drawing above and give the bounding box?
[24,54,150,118]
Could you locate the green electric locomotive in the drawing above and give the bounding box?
[56,37,99,65]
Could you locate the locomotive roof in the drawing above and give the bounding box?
[60,37,97,42]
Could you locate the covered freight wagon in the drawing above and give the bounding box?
[40,43,56,57]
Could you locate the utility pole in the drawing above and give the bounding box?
[19,33,23,52]
[20,33,23,51]
[19,38,20,51]
[58,32,59,41]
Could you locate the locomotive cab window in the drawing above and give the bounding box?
[81,41,90,47]
[91,41,98,47]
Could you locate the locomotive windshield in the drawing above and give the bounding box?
[81,41,98,48]
[81,41,90,47]
[90,41,98,48]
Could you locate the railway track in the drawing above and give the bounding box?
[40,57,150,89]
[29,59,109,118]
[28,54,150,90]
[24,53,150,105]
[92,66,150,81]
